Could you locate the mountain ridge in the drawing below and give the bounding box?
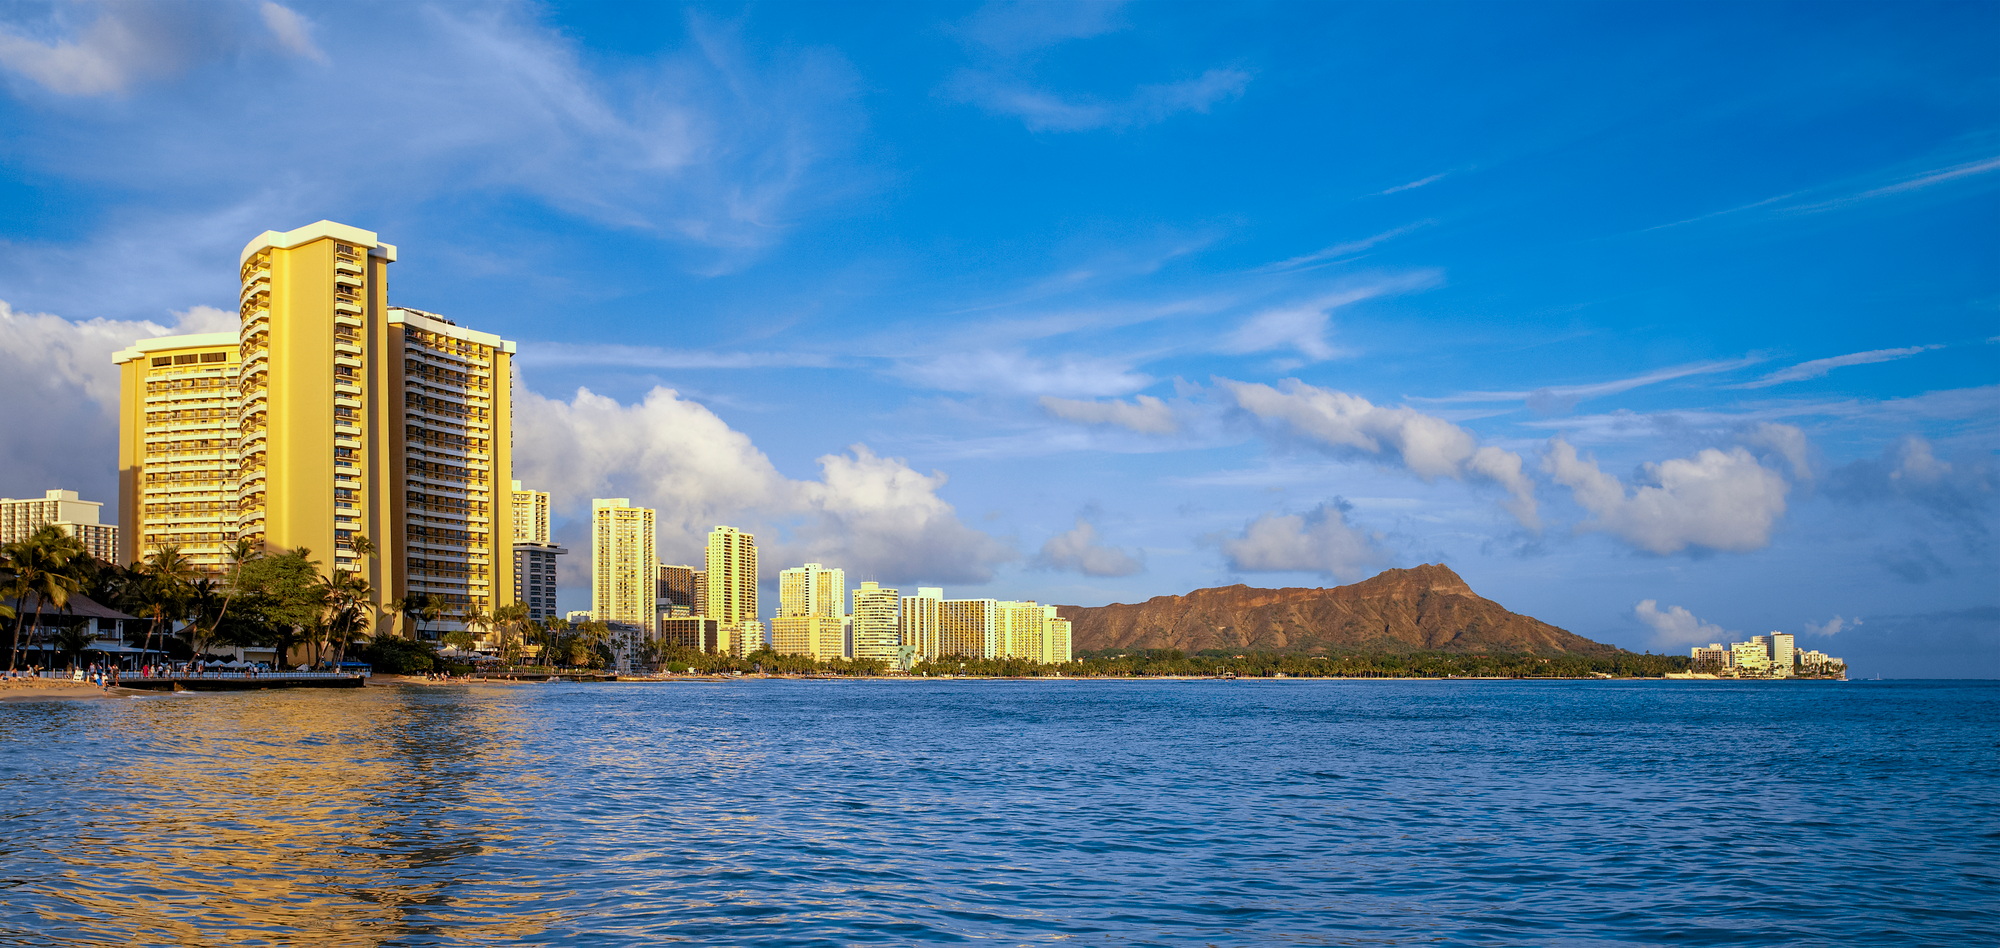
[1055,563,1618,656]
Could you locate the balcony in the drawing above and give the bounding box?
[334,271,363,287]
[334,298,362,315]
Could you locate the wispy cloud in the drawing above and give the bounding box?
[1222,274,1439,364]
[954,66,1252,132]
[1378,172,1448,195]
[895,349,1152,398]
[517,342,839,371]
[1787,154,2000,214]
[1256,220,1434,274]
[1651,153,2000,230]
[1736,345,1942,388]
[1413,358,1762,412]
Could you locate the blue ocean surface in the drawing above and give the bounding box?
[0,679,1995,946]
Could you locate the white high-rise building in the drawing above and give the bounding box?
[1768,632,1796,677]
[852,581,900,664]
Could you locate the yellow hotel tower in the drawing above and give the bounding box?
[115,221,516,637]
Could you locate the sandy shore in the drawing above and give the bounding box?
[0,678,128,702]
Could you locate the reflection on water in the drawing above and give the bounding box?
[2,680,1998,946]
[7,689,559,946]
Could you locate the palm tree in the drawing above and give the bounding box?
[461,607,493,651]
[396,592,442,642]
[6,526,86,671]
[492,602,530,666]
[321,571,373,666]
[136,545,195,664]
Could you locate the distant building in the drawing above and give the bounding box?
[941,598,999,659]
[513,541,566,622]
[900,587,943,662]
[592,499,656,635]
[658,564,699,613]
[658,616,721,654]
[1690,643,1729,673]
[0,489,119,563]
[1768,632,1796,678]
[739,618,766,656]
[997,600,1046,661]
[1045,612,1073,664]
[1732,640,1771,675]
[773,562,846,660]
[566,610,593,624]
[704,526,757,655]
[512,481,550,543]
[852,581,901,665]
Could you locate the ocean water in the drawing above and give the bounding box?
[0,679,1995,947]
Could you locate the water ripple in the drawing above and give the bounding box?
[1,680,1996,945]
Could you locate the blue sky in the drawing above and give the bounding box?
[1,1,1994,675]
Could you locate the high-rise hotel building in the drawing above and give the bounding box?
[899,587,943,662]
[591,499,657,635]
[114,221,517,634]
[704,525,758,656]
[851,581,901,664]
[772,561,844,660]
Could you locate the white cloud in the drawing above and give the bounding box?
[1038,394,1178,434]
[1222,277,1436,363]
[897,350,1150,397]
[1634,599,1729,648]
[1034,518,1144,577]
[257,3,325,64]
[1739,345,1941,388]
[0,299,234,498]
[1806,615,1860,637]
[512,385,1012,584]
[1221,502,1386,581]
[1222,378,1541,529]
[1543,438,1789,554]
[1739,422,1812,481]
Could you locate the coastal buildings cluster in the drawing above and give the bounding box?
[579,501,1071,670]
[50,219,1074,668]
[1689,633,1845,679]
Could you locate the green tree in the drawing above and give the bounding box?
[235,549,327,668]
[5,525,88,670]
[491,602,530,665]
[397,592,443,641]
[321,570,373,665]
